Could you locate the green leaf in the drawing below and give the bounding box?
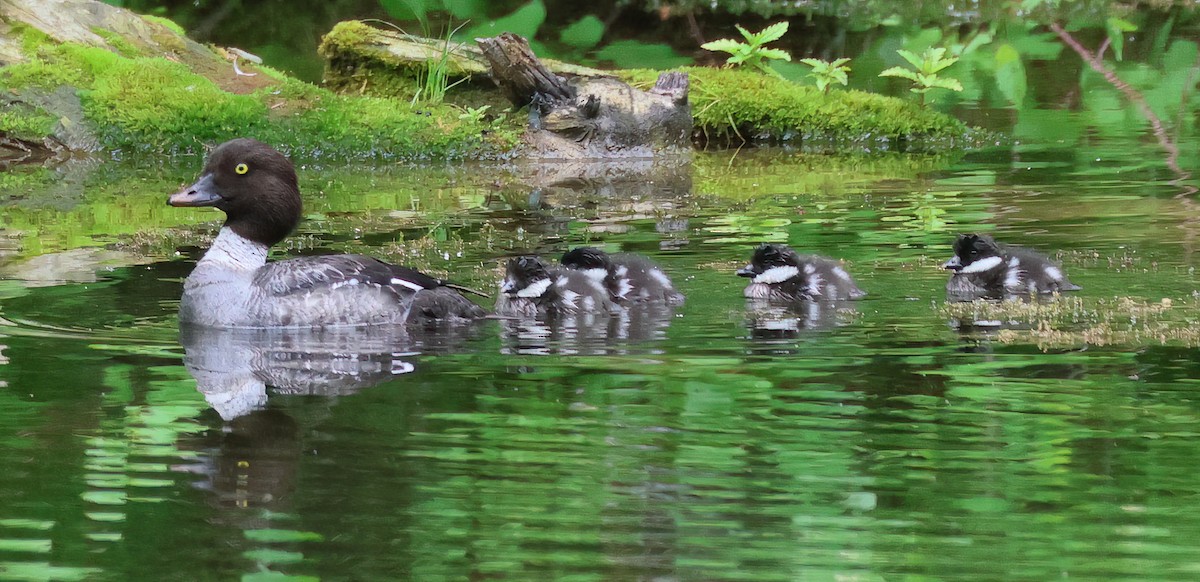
[830,58,851,68]
[701,38,745,56]
[928,76,963,91]
[756,48,792,62]
[799,58,825,68]
[559,15,605,49]
[896,49,923,69]
[1105,17,1138,61]
[735,24,754,43]
[994,43,1027,105]
[831,69,848,85]
[756,21,790,44]
[879,66,919,81]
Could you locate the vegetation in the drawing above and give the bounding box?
[800,57,851,94]
[700,21,792,77]
[878,47,964,106]
[622,66,974,146]
[0,17,521,161]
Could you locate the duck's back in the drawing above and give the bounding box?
[611,253,685,304]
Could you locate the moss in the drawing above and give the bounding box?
[91,28,141,57]
[0,103,58,141]
[621,67,977,147]
[140,15,186,37]
[1,33,519,160]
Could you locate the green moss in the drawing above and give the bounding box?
[83,56,266,150]
[0,104,58,141]
[0,32,518,160]
[91,28,141,57]
[140,15,186,37]
[622,67,975,146]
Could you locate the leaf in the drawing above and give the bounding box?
[560,15,605,49]
[928,55,959,74]
[896,49,923,69]
[831,69,848,85]
[928,76,964,91]
[756,21,790,44]
[1105,17,1138,61]
[735,24,754,44]
[756,48,792,62]
[830,58,851,68]
[879,66,919,81]
[993,42,1027,105]
[799,58,825,68]
[701,38,745,56]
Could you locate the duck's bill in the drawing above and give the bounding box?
[942,256,962,271]
[168,174,221,207]
[735,266,758,278]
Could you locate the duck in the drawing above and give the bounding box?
[560,246,685,304]
[496,255,614,316]
[737,243,866,301]
[943,234,1081,298]
[168,138,488,328]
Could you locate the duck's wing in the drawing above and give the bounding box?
[254,255,441,297]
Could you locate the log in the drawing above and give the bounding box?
[475,33,692,159]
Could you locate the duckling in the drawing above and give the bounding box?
[943,234,1080,298]
[560,246,685,304]
[496,255,614,317]
[737,243,866,301]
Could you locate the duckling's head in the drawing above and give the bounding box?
[737,243,802,284]
[943,234,1003,273]
[169,138,302,247]
[501,256,554,298]
[561,246,613,281]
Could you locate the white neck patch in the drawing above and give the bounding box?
[754,265,800,285]
[959,255,1003,274]
[517,277,552,298]
[580,267,607,282]
[201,227,269,271]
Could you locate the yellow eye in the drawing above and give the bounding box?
[235,163,249,175]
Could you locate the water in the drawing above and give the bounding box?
[4,116,1200,579]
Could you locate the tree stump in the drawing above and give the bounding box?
[476,33,692,159]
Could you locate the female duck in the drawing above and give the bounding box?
[169,138,487,328]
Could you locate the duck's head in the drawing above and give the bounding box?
[943,234,1002,273]
[737,243,801,284]
[169,138,302,247]
[561,246,612,281]
[501,256,553,298]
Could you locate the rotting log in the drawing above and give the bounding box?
[319,20,605,96]
[476,33,692,159]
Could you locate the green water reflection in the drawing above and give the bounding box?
[4,108,1200,579]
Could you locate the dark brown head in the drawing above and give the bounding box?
[168,138,302,247]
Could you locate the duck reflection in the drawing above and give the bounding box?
[499,302,678,355]
[179,324,476,420]
[744,299,860,341]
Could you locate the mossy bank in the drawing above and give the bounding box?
[0,2,521,162]
[1,1,979,164]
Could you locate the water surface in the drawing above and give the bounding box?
[3,114,1200,580]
